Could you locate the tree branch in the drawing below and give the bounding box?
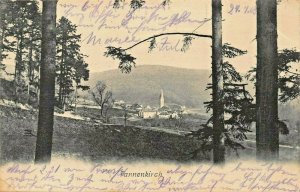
[123,32,212,51]
[283,70,300,76]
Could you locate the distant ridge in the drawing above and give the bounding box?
[84,65,211,108]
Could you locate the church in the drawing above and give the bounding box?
[140,89,184,119]
[159,89,165,108]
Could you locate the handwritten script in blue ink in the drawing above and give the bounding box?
[2,161,299,192]
[58,1,211,49]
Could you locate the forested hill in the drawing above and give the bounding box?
[86,65,211,108]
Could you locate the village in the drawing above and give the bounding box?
[111,89,187,120]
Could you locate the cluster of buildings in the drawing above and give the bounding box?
[113,89,186,120]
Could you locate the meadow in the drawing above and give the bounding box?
[1,104,298,164]
[0,105,207,164]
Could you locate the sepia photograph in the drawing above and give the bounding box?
[0,0,299,191]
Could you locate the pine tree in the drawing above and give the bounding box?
[187,44,253,159]
[2,1,41,103]
[0,1,8,74]
[246,48,300,103]
[56,17,87,110]
[246,48,300,136]
[72,55,90,111]
[11,1,29,85]
[0,0,15,77]
[25,1,42,104]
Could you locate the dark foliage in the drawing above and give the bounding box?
[246,48,300,102]
[187,45,255,156]
[1,2,89,108]
[113,0,125,9]
[56,17,89,108]
[181,35,195,52]
[162,0,171,7]
[104,46,136,73]
[130,0,145,10]
[222,43,247,58]
[0,1,41,103]
[148,38,157,53]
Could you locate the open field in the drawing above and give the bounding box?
[1,103,299,164]
[0,105,208,164]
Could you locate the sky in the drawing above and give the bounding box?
[4,0,300,74]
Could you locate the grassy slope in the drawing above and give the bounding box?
[0,105,206,163]
[1,105,298,163]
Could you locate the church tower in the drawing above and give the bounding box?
[160,89,164,108]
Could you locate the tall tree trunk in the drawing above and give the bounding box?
[63,87,66,111]
[0,2,5,69]
[35,0,57,163]
[212,0,225,163]
[0,30,3,75]
[0,27,3,66]
[74,84,78,113]
[59,35,67,109]
[14,39,19,81]
[17,29,24,82]
[256,0,279,160]
[124,109,127,127]
[27,35,33,103]
[101,102,105,117]
[14,29,24,103]
[58,48,64,108]
[14,38,20,102]
[36,62,40,104]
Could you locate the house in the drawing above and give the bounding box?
[170,111,180,119]
[142,108,157,119]
[129,103,143,111]
[158,105,171,113]
[168,104,183,112]
[113,100,126,109]
[129,103,143,117]
[158,111,170,119]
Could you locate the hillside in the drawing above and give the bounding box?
[85,65,211,108]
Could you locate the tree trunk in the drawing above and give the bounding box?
[74,84,78,113]
[17,29,24,82]
[14,38,20,102]
[27,35,33,103]
[124,108,127,127]
[14,29,24,103]
[59,36,67,109]
[256,0,279,160]
[0,29,3,73]
[58,49,64,108]
[0,27,3,66]
[212,0,225,163]
[101,103,105,117]
[35,0,57,163]
[14,40,18,81]
[37,62,41,104]
[0,2,5,68]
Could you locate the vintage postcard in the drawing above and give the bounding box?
[0,0,299,191]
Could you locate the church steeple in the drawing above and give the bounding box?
[160,89,164,108]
